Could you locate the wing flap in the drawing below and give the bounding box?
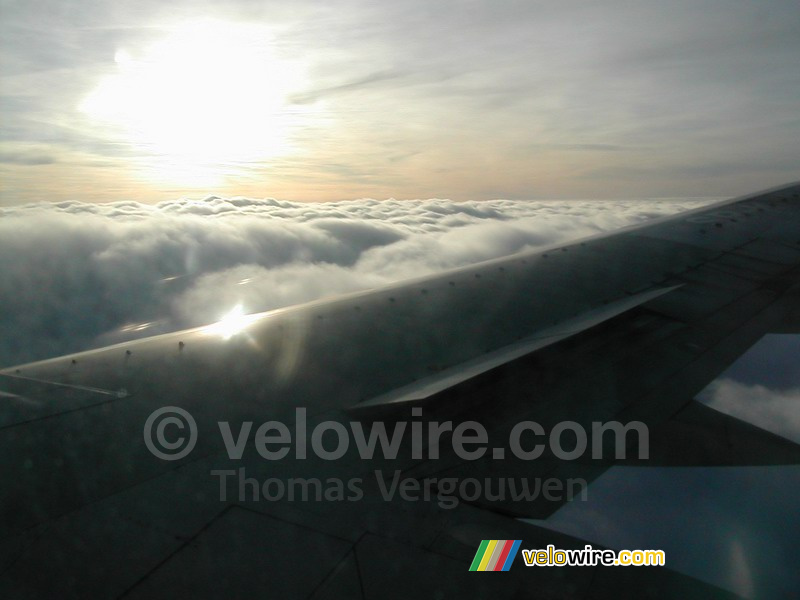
[354,285,682,409]
[618,399,800,467]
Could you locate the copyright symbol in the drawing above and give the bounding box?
[144,406,197,461]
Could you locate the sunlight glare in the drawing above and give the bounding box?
[206,303,259,339]
[80,21,308,187]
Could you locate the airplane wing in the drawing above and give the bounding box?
[2,181,799,598]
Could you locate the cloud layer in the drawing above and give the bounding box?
[0,196,708,366]
[701,379,800,443]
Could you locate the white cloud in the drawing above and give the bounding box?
[0,196,709,365]
[699,379,800,443]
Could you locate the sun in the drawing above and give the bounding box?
[80,20,308,187]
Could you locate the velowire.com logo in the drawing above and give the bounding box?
[469,540,522,571]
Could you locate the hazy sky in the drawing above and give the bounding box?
[1,0,799,205]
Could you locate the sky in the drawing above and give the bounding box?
[1,0,799,205]
[1,1,799,596]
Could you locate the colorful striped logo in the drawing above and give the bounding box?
[469,540,522,571]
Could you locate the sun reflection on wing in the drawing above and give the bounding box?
[205,303,261,340]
